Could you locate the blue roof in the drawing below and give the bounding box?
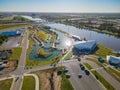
[74,40,96,50]
[1,31,21,36]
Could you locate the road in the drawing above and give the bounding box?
[10,30,29,90]
[82,58,120,90]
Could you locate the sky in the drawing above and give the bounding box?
[0,0,120,13]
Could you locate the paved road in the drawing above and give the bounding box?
[82,59,120,90]
[10,30,28,90]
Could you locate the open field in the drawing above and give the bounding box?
[10,47,22,61]
[0,79,13,90]
[21,76,35,90]
[33,68,73,90]
[61,73,74,90]
[36,30,48,42]
[64,51,72,60]
[0,23,31,31]
[94,44,116,58]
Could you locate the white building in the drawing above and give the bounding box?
[107,55,120,67]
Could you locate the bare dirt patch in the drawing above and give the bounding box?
[34,68,62,90]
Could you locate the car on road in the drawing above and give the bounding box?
[15,77,19,82]
[78,74,82,78]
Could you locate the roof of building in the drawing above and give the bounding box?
[74,40,96,50]
[107,55,120,64]
[72,35,81,41]
[1,30,21,36]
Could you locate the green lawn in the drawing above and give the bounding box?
[36,48,51,58]
[51,33,57,44]
[64,51,73,60]
[10,47,22,61]
[91,70,115,90]
[0,79,13,90]
[0,24,30,31]
[36,30,48,42]
[22,76,35,90]
[95,44,116,58]
[61,73,74,90]
[83,62,93,70]
[104,67,120,83]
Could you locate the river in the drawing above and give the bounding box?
[22,15,120,52]
[46,23,120,52]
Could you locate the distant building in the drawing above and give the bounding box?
[1,30,22,36]
[107,55,120,67]
[72,35,81,41]
[73,40,97,54]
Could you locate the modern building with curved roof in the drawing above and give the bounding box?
[73,40,97,54]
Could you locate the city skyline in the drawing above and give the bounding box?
[0,0,120,13]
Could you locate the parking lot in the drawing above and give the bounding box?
[63,60,105,90]
[1,36,21,49]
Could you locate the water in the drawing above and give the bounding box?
[46,23,120,52]
[50,28,71,49]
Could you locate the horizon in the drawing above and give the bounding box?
[0,0,120,13]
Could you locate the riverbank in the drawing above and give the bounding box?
[61,22,120,38]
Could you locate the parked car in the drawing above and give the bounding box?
[98,56,104,63]
[85,70,90,75]
[66,74,71,78]
[64,69,69,73]
[78,74,82,78]
[78,58,81,61]
[81,66,85,70]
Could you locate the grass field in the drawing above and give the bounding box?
[36,30,48,42]
[83,62,93,70]
[22,76,35,90]
[64,51,73,60]
[0,79,13,90]
[0,24,30,31]
[91,70,115,90]
[61,73,74,90]
[51,33,57,44]
[10,47,22,61]
[95,44,116,58]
